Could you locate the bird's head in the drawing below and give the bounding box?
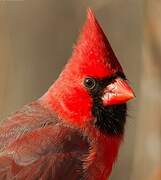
[46,9,134,135]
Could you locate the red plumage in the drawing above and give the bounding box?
[0,9,134,180]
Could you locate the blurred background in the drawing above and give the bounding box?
[0,0,160,180]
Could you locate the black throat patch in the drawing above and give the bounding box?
[92,101,127,135]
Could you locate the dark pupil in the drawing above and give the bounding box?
[84,78,95,89]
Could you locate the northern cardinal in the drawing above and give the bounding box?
[0,9,134,180]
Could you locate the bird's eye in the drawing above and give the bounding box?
[84,77,96,90]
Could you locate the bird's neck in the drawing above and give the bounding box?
[41,80,94,128]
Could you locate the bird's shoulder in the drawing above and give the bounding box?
[0,100,90,179]
[0,100,57,150]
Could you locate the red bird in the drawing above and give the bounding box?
[0,9,134,180]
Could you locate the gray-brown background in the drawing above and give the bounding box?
[0,1,160,180]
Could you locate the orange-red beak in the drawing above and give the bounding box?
[102,78,135,106]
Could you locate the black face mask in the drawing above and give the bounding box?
[84,72,127,135]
